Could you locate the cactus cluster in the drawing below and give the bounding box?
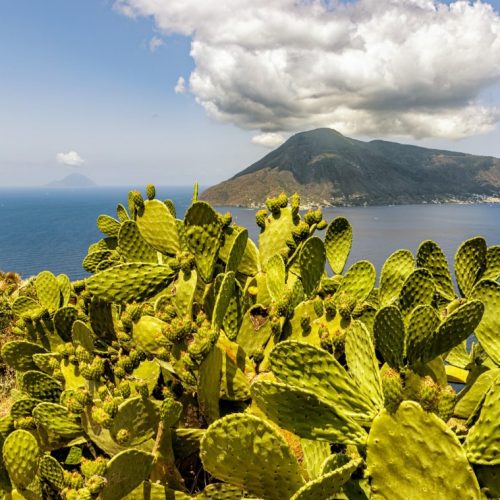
[0,185,499,499]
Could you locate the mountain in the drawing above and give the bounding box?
[46,173,97,188]
[201,128,500,207]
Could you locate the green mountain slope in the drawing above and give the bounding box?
[201,128,500,206]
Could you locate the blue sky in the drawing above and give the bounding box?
[1,0,500,186]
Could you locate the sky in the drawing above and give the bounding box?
[1,0,500,187]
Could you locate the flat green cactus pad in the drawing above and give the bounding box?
[398,268,435,317]
[173,269,197,318]
[35,270,61,311]
[236,304,273,357]
[102,449,154,500]
[455,236,487,297]
[345,320,383,409]
[405,305,440,365]
[270,340,375,419]
[21,370,62,402]
[300,439,331,480]
[184,201,222,282]
[454,369,500,419]
[266,254,286,302]
[466,376,500,465]
[418,300,484,365]
[367,401,481,500]
[200,413,304,500]
[259,206,295,270]
[86,263,173,303]
[198,483,248,499]
[118,220,158,263]
[336,260,376,303]
[483,245,500,281]
[238,238,260,276]
[56,274,72,306]
[83,250,112,273]
[299,236,326,298]
[39,454,65,490]
[226,228,248,273]
[53,306,78,341]
[2,429,40,489]
[136,199,180,255]
[133,315,167,356]
[33,402,82,440]
[72,320,95,352]
[379,249,415,307]
[97,214,121,237]
[471,279,500,365]
[291,458,362,500]
[325,217,352,275]
[417,240,455,300]
[11,296,43,319]
[212,271,235,331]
[116,202,129,221]
[1,341,47,372]
[373,306,405,369]
[251,380,367,444]
[110,397,159,446]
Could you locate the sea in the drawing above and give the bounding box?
[1,187,499,281]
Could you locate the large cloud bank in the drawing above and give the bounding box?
[115,0,500,143]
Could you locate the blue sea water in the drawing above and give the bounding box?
[0,187,499,281]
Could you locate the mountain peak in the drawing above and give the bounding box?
[201,128,500,207]
[45,173,97,188]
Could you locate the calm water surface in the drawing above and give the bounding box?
[1,187,499,280]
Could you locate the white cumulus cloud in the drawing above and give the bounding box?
[174,76,186,94]
[115,0,500,139]
[252,132,286,148]
[149,35,164,52]
[56,151,84,167]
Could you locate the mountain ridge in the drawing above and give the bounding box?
[45,173,97,188]
[201,128,500,207]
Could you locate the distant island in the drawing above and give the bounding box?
[201,128,500,207]
[45,173,97,188]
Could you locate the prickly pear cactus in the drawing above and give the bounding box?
[0,185,498,499]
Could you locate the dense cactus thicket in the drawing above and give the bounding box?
[0,184,499,499]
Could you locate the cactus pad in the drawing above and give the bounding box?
[336,261,376,303]
[110,397,159,446]
[102,450,154,500]
[33,403,82,441]
[118,220,157,263]
[379,249,415,307]
[470,279,500,365]
[455,236,486,297]
[324,217,352,274]
[466,376,500,465]
[200,413,304,500]
[417,240,455,300]
[86,263,173,303]
[266,254,286,302]
[21,371,62,402]
[2,429,40,489]
[225,228,248,273]
[299,237,326,298]
[136,199,180,255]
[1,341,47,372]
[184,201,222,282]
[35,270,61,310]
[367,401,480,499]
[373,306,405,369]
[345,320,383,409]
[251,380,367,444]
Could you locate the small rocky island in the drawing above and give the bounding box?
[201,128,500,207]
